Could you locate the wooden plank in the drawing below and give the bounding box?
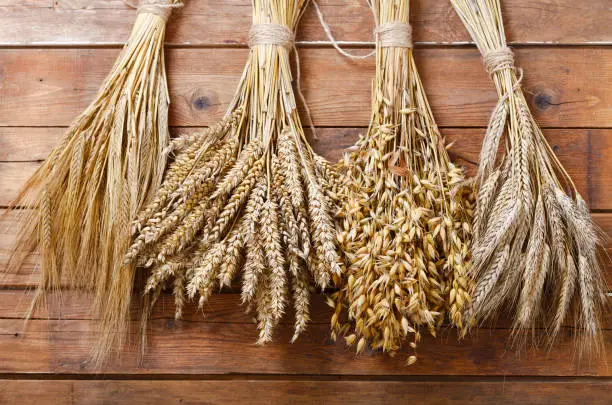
[0,48,610,128]
[0,290,609,328]
[0,380,72,405]
[0,318,609,375]
[0,0,610,46]
[1,379,611,405]
[0,162,39,206]
[2,187,611,286]
[2,127,611,208]
[0,127,59,162]
[0,290,333,325]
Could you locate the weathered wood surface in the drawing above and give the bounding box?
[0,0,611,402]
[1,380,611,405]
[0,48,610,128]
[2,128,611,208]
[2,210,612,287]
[0,0,610,46]
[1,289,611,328]
[0,318,609,375]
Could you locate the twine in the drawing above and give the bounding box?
[483,46,523,96]
[375,23,412,48]
[247,23,318,140]
[485,46,524,164]
[483,47,515,76]
[125,0,184,22]
[248,24,295,49]
[312,0,375,60]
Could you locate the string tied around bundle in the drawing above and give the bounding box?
[375,22,413,48]
[484,46,524,98]
[125,0,184,23]
[483,47,516,76]
[248,23,295,50]
[247,23,317,140]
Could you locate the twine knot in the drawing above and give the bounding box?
[248,24,295,50]
[375,23,412,48]
[126,1,183,22]
[483,47,515,76]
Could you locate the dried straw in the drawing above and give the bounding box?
[450,0,606,355]
[126,0,341,344]
[330,0,474,364]
[4,0,182,366]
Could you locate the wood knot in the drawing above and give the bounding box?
[534,92,553,110]
[193,96,211,110]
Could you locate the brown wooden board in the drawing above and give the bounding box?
[1,288,610,326]
[0,48,610,128]
[2,128,611,208]
[1,210,611,288]
[0,318,609,376]
[0,290,332,324]
[1,0,611,398]
[0,0,610,46]
[1,380,611,405]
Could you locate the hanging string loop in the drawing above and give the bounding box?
[311,0,375,60]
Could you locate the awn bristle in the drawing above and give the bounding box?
[4,0,183,367]
[450,0,606,357]
[126,0,340,344]
[330,0,475,364]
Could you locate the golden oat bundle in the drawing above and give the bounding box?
[126,0,341,344]
[329,0,474,363]
[450,0,606,353]
[5,0,183,365]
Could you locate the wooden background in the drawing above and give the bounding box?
[0,1,611,403]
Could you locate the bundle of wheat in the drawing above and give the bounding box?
[5,0,183,365]
[329,0,474,364]
[450,0,606,354]
[125,0,341,344]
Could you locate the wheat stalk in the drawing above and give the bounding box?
[331,0,475,364]
[3,0,183,366]
[450,0,606,356]
[126,0,340,344]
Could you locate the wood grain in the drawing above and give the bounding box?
[1,380,611,405]
[0,48,610,128]
[2,127,611,208]
[0,0,610,46]
[0,290,333,324]
[1,0,611,396]
[0,319,609,375]
[1,212,611,288]
[0,289,609,329]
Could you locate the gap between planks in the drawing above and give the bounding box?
[0,374,610,382]
[3,42,612,49]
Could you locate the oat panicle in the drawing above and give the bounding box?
[331,0,475,364]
